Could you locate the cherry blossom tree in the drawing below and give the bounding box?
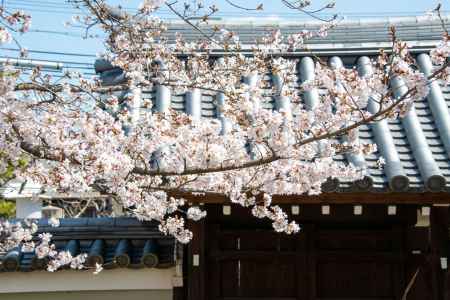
[1,0,450,271]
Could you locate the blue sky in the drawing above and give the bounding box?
[1,0,444,74]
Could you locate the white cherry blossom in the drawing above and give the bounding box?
[0,1,449,249]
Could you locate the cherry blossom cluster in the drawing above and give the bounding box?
[1,1,449,249]
[0,7,31,44]
[430,32,450,85]
[0,219,36,252]
[34,230,87,272]
[0,218,90,272]
[140,0,166,13]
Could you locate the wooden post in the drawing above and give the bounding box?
[173,285,185,300]
[392,224,406,300]
[305,224,316,300]
[186,219,205,300]
[173,241,185,300]
[296,223,308,300]
[207,224,221,300]
[430,206,449,300]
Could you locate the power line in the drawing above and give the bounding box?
[17,0,430,16]
[6,0,450,15]
[6,0,137,15]
[1,47,97,58]
[7,6,88,16]
[27,29,99,38]
[0,56,95,70]
[8,1,76,10]
[10,1,449,18]
[9,0,138,12]
[10,0,71,5]
[8,0,88,11]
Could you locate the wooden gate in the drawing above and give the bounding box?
[184,204,444,300]
[206,224,405,300]
[207,226,303,300]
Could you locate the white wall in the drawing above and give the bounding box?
[0,268,175,294]
[1,290,172,300]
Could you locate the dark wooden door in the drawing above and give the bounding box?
[207,226,306,300]
[205,224,405,300]
[313,227,405,300]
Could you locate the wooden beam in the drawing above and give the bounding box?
[430,206,450,300]
[169,192,450,205]
[204,203,418,226]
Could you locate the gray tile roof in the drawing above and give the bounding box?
[0,218,175,272]
[163,15,450,47]
[94,17,450,194]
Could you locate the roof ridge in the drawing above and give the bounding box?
[165,14,450,27]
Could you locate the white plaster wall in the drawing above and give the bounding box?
[15,198,42,218]
[1,290,172,300]
[0,268,175,294]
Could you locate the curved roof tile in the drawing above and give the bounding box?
[94,17,450,194]
[0,218,175,272]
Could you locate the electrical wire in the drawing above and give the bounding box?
[8,0,450,18]
[27,29,98,38]
[3,0,448,76]
[0,55,96,72]
[1,47,97,58]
